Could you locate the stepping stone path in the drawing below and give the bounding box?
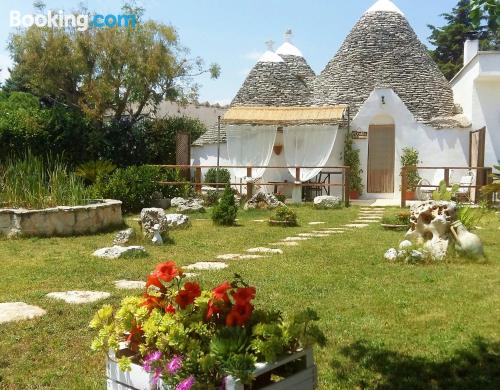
[252,219,267,222]
[308,222,325,225]
[46,291,110,304]
[298,233,329,238]
[185,262,228,271]
[183,273,198,278]
[344,223,369,228]
[93,245,146,259]
[114,280,146,290]
[0,302,46,323]
[239,254,267,259]
[282,237,310,241]
[312,230,344,234]
[246,247,283,254]
[216,254,241,260]
[270,241,299,246]
[353,220,378,224]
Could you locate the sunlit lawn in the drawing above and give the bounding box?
[0,206,499,389]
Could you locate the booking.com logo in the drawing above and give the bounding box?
[9,10,137,31]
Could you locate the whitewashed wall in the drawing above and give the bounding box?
[351,88,470,199]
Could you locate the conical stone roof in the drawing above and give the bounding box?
[314,1,456,122]
[276,30,316,87]
[231,41,312,107]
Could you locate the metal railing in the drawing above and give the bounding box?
[400,166,493,207]
[154,164,351,207]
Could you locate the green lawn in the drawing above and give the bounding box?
[0,206,499,389]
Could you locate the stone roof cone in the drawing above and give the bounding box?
[231,40,312,107]
[314,0,456,122]
[276,30,316,86]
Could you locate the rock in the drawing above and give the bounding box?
[216,254,242,260]
[0,302,46,323]
[140,208,168,238]
[405,201,457,244]
[246,247,283,254]
[238,254,267,259]
[313,195,342,209]
[114,280,146,289]
[164,214,190,230]
[270,241,299,246]
[113,228,135,245]
[398,240,413,250]
[93,245,146,259]
[244,192,284,210]
[409,250,424,262]
[282,236,310,241]
[423,239,448,261]
[344,224,369,228]
[185,262,228,270]
[384,248,398,261]
[171,198,205,213]
[46,291,110,304]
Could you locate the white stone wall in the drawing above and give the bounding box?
[0,199,123,238]
[351,88,470,199]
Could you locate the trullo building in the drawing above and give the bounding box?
[191,0,499,201]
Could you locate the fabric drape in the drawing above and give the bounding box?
[226,125,277,179]
[283,125,338,182]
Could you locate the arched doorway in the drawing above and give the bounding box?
[367,115,395,193]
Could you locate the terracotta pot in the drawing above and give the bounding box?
[349,190,359,200]
[405,191,416,200]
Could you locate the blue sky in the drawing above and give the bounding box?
[0,0,458,104]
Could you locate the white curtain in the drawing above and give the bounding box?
[284,125,338,182]
[226,125,277,179]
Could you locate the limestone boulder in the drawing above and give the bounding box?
[140,208,168,238]
[164,214,190,230]
[93,245,146,259]
[113,228,135,245]
[313,195,342,209]
[244,192,284,210]
[171,198,205,213]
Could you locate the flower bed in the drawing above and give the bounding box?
[0,199,122,238]
[91,261,325,389]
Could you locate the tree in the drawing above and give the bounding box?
[428,0,499,80]
[471,0,500,48]
[211,184,238,226]
[7,3,220,125]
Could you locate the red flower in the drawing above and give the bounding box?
[165,304,176,314]
[155,261,180,282]
[212,281,231,303]
[141,294,163,311]
[206,299,224,320]
[175,282,201,309]
[232,287,256,305]
[225,302,253,327]
[146,272,164,290]
[126,324,143,352]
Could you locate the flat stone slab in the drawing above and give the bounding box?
[251,219,267,222]
[282,237,310,241]
[93,245,146,259]
[323,227,350,230]
[353,220,378,223]
[246,247,283,254]
[270,241,299,246]
[114,280,146,290]
[216,254,242,260]
[344,224,369,228]
[308,222,325,225]
[297,233,329,237]
[46,291,110,304]
[183,272,198,278]
[185,262,228,270]
[238,254,267,259]
[0,302,46,323]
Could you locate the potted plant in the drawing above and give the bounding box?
[269,205,298,226]
[90,261,326,389]
[343,131,363,199]
[400,147,421,200]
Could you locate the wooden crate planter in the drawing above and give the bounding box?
[107,348,316,390]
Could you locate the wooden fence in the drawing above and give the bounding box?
[154,164,351,207]
[400,166,493,208]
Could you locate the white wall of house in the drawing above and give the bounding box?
[351,88,470,199]
[452,52,500,168]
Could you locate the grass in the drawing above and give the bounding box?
[0,205,499,389]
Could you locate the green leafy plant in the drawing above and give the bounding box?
[203,189,221,206]
[211,184,238,226]
[274,192,286,203]
[432,180,459,201]
[343,131,363,194]
[381,210,411,226]
[75,160,116,184]
[0,151,90,209]
[457,205,486,231]
[400,147,421,191]
[89,261,326,388]
[269,206,298,226]
[204,168,231,186]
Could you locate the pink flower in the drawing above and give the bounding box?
[152,367,162,386]
[175,375,196,390]
[143,350,162,372]
[166,355,183,375]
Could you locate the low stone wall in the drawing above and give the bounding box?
[0,199,123,238]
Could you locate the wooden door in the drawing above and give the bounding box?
[367,125,395,193]
[469,127,486,201]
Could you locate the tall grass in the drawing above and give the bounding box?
[0,152,90,209]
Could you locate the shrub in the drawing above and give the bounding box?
[0,152,90,209]
[75,160,116,184]
[343,131,363,194]
[381,210,411,226]
[204,168,231,185]
[270,206,298,226]
[274,192,286,203]
[400,147,422,191]
[457,205,486,231]
[92,166,190,213]
[203,189,221,206]
[211,184,238,226]
[432,180,459,201]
